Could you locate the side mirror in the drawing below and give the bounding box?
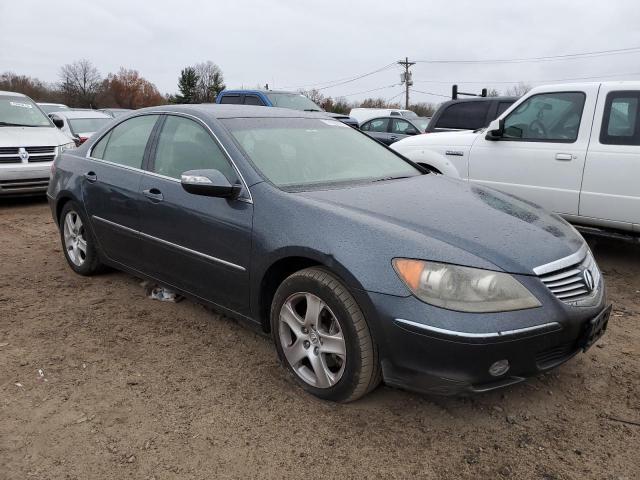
[406,128,419,135]
[485,118,505,141]
[181,169,242,199]
[52,117,64,129]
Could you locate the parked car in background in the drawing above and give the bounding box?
[349,107,418,124]
[360,116,430,145]
[99,108,133,118]
[392,82,640,236]
[48,104,609,402]
[425,96,517,133]
[216,89,358,127]
[37,102,70,115]
[0,91,75,196]
[49,110,112,146]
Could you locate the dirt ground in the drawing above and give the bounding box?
[0,197,638,480]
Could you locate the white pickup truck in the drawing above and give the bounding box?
[391,82,640,236]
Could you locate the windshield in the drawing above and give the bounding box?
[265,93,322,112]
[413,118,430,131]
[0,96,52,127]
[68,117,111,134]
[223,117,421,189]
[39,104,69,114]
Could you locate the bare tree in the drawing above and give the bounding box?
[505,82,532,97]
[59,59,102,107]
[194,61,225,103]
[486,88,500,97]
[299,88,325,107]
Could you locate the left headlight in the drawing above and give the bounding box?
[393,258,541,313]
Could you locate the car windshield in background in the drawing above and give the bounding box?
[265,93,322,111]
[68,117,111,134]
[223,117,421,189]
[0,96,52,127]
[39,104,69,114]
[413,118,430,131]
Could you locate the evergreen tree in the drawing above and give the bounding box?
[177,67,199,103]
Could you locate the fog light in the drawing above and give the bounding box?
[489,359,510,377]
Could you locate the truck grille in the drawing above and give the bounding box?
[0,146,56,163]
[537,250,600,302]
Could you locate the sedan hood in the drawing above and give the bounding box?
[299,175,584,275]
[0,126,70,148]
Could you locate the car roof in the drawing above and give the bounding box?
[51,110,111,119]
[220,89,300,95]
[140,104,331,120]
[0,90,27,97]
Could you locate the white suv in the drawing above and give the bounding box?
[0,91,75,196]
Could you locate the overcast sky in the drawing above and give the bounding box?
[2,0,640,104]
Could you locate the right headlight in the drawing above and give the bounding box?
[393,258,541,313]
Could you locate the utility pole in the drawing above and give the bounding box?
[398,57,415,109]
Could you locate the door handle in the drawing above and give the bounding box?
[555,153,573,161]
[84,171,97,183]
[143,188,164,203]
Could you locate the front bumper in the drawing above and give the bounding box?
[0,162,52,196]
[358,275,608,396]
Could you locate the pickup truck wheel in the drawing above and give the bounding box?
[59,202,102,276]
[271,267,380,402]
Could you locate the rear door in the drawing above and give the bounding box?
[136,114,254,314]
[468,86,598,215]
[579,88,640,229]
[360,118,391,145]
[82,114,160,269]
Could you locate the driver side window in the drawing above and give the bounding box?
[503,92,585,143]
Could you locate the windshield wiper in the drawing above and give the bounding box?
[371,175,415,183]
[0,121,38,127]
[303,109,321,112]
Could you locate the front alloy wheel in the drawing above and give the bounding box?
[279,293,346,388]
[271,267,380,402]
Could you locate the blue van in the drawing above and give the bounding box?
[216,89,358,127]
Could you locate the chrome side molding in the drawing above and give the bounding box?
[92,215,246,272]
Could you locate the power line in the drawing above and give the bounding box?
[412,71,640,85]
[410,88,451,99]
[340,83,401,97]
[413,46,640,64]
[279,62,396,90]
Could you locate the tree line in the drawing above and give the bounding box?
[1,58,527,115]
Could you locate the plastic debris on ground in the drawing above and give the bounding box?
[140,280,184,303]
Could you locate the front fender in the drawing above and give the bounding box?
[395,147,461,178]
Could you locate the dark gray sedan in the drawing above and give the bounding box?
[47,105,610,402]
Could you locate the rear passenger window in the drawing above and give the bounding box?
[219,95,242,105]
[436,102,490,130]
[96,115,158,168]
[152,115,237,181]
[361,118,389,132]
[600,91,640,145]
[244,95,264,106]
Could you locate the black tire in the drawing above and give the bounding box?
[59,201,103,276]
[271,267,381,402]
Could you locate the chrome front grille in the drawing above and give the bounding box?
[0,146,56,163]
[535,245,600,303]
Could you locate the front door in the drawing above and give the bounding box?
[137,114,253,314]
[82,114,160,268]
[468,87,598,215]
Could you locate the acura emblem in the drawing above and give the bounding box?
[583,269,595,291]
[18,147,29,163]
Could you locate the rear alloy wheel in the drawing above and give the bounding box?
[271,267,380,402]
[59,202,102,275]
